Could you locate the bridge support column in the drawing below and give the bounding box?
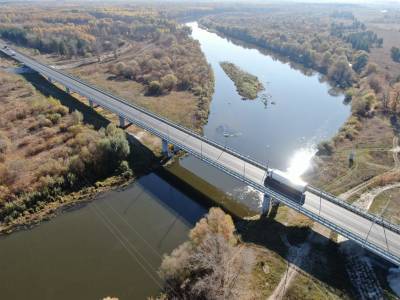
[261,194,271,216]
[48,77,52,83]
[119,116,125,128]
[89,99,94,108]
[173,144,181,153]
[66,86,70,94]
[162,139,172,157]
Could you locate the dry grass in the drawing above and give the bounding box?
[369,187,400,224]
[71,63,202,130]
[306,116,395,195]
[368,26,400,79]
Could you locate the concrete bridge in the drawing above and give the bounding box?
[2,45,400,266]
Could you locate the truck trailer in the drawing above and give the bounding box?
[264,169,307,205]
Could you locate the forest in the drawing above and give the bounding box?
[199,12,374,89]
[0,6,214,125]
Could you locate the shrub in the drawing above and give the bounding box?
[71,110,83,125]
[117,160,133,178]
[352,93,375,116]
[47,113,62,124]
[161,74,178,91]
[0,138,8,154]
[148,80,162,95]
[365,63,378,75]
[391,47,400,63]
[317,141,334,156]
[369,76,382,94]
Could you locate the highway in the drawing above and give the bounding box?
[1,45,400,266]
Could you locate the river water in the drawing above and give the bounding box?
[0,22,350,299]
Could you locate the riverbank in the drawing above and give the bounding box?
[0,175,132,235]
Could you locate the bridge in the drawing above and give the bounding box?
[1,45,400,266]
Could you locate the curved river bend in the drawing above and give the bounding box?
[0,22,350,299]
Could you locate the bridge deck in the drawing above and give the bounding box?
[2,45,399,266]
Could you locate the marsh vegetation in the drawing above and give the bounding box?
[219,61,264,100]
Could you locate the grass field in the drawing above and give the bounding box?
[369,187,400,225]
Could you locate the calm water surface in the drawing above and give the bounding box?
[184,22,350,177]
[0,173,207,299]
[0,22,350,299]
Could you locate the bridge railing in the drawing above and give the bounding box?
[307,185,400,235]
[8,47,400,238]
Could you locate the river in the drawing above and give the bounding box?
[0,22,350,299]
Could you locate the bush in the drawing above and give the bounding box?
[369,76,382,94]
[354,93,375,116]
[161,74,178,91]
[352,51,368,73]
[47,113,62,124]
[391,47,400,63]
[0,138,8,154]
[148,80,162,95]
[317,141,334,156]
[117,160,133,178]
[71,110,83,125]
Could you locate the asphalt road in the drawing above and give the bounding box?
[2,45,399,265]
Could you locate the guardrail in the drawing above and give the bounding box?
[5,47,400,242]
[307,185,400,235]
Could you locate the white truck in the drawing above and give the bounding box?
[264,169,307,204]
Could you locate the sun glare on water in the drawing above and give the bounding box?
[286,146,317,180]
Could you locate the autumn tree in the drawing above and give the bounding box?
[352,51,368,73]
[159,208,255,299]
[328,57,354,88]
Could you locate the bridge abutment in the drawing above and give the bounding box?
[162,139,172,157]
[261,194,271,216]
[173,144,181,153]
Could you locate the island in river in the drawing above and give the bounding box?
[220,61,264,100]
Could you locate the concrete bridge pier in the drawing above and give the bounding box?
[66,86,70,94]
[89,99,94,108]
[173,144,181,153]
[119,116,126,128]
[261,194,271,216]
[162,139,172,158]
[48,77,53,83]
